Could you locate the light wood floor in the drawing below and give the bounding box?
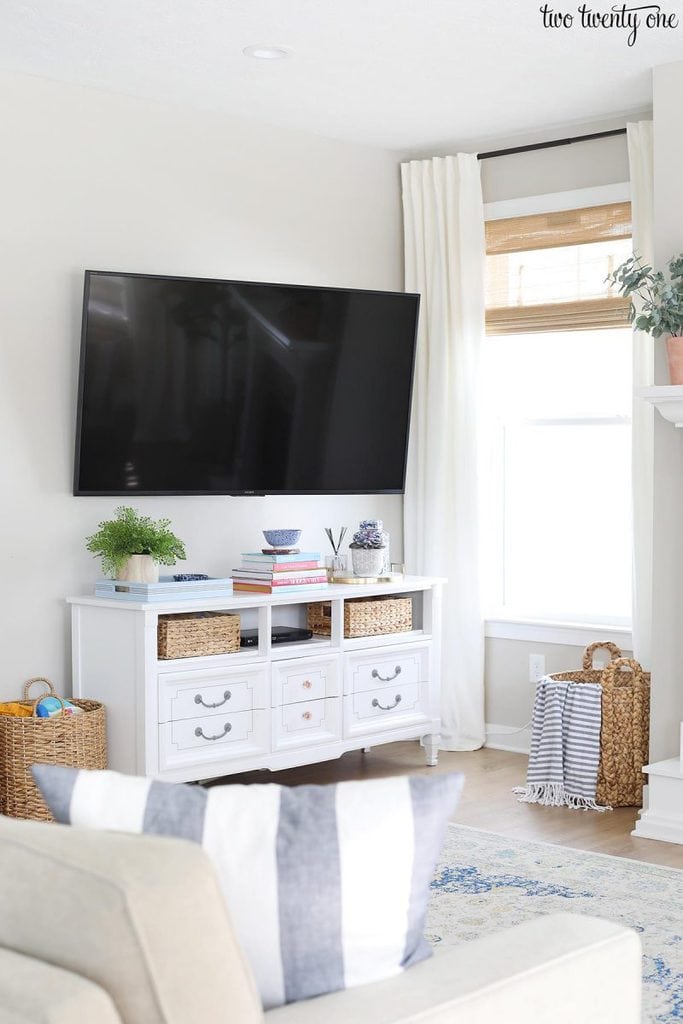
[219,742,683,869]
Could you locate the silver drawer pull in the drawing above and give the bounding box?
[194,690,231,709]
[372,694,402,711]
[194,722,232,741]
[371,666,402,683]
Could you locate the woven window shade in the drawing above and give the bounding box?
[486,202,632,334]
[485,202,632,255]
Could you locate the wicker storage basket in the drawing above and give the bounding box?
[0,677,107,822]
[158,611,240,659]
[308,596,412,639]
[550,642,650,807]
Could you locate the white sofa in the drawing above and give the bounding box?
[0,815,642,1024]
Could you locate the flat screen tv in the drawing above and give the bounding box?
[74,271,419,495]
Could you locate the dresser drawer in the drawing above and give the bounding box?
[344,681,430,738]
[158,665,267,723]
[159,709,269,771]
[272,656,341,707]
[272,697,342,751]
[344,644,430,695]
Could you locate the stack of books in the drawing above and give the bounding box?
[232,551,327,594]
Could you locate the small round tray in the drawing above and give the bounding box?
[329,575,394,585]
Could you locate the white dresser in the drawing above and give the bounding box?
[68,576,444,783]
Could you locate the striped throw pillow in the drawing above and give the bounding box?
[33,765,462,1008]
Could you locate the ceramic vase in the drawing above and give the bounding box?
[351,546,386,577]
[116,554,159,583]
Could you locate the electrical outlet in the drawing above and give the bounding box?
[529,654,546,684]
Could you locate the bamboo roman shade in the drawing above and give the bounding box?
[485,202,632,335]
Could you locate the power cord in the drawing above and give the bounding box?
[488,673,550,736]
[487,719,532,736]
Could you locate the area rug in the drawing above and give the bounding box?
[426,824,683,1023]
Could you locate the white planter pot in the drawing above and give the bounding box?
[351,547,386,577]
[116,554,159,583]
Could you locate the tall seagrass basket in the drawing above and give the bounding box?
[549,642,650,807]
[0,677,107,821]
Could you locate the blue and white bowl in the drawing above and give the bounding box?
[263,529,301,548]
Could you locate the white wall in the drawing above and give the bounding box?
[405,113,644,202]
[0,71,404,699]
[649,60,683,760]
[478,116,638,204]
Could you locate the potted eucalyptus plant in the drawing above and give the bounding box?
[86,506,187,582]
[608,252,683,383]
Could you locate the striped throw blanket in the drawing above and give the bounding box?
[514,676,610,812]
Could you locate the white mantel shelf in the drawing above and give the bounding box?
[638,385,683,428]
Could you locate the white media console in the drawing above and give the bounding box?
[68,576,444,783]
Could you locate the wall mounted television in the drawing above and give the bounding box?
[73,271,419,496]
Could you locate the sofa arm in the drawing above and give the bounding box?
[0,816,263,1024]
[0,946,123,1024]
[266,914,641,1024]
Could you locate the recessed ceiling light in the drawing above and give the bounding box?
[243,44,293,60]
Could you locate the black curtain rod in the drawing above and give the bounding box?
[477,128,627,161]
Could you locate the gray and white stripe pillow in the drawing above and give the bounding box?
[33,765,463,1009]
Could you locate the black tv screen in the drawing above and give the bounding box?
[74,272,419,495]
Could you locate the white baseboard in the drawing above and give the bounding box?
[485,723,531,755]
[632,812,683,845]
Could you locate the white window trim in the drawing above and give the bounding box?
[481,182,634,641]
[485,617,632,649]
[483,181,630,223]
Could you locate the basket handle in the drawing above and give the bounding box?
[22,677,56,702]
[582,641,623,670]
[23,677,68,719]
[601,657,647,691]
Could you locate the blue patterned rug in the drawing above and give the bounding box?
[426,824,683,1023]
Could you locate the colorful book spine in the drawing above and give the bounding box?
[232,582,328,594]
[241,552,321,563]
[240,560,322,572]
[232,574,327,587]
[233,567,324,579]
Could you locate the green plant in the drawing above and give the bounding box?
[607,252,683,338]
[85,506,186,577]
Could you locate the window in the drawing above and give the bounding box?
[481,201,633,627]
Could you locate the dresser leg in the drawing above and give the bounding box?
[423,733,440,767]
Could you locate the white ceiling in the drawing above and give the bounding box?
[0,0,678,151]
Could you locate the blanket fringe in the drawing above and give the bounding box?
[512,783,611,813]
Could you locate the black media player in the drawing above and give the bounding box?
[240,626,313,648]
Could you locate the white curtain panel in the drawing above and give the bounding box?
[627,122,654,668]
[401,154,486,750]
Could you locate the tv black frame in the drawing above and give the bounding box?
[73,270,420,497]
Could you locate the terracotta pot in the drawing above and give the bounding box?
[116,554,159,583]
[666,335,683,385]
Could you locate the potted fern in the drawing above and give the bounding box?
[86,507,187,582]
[608,253,683,383]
